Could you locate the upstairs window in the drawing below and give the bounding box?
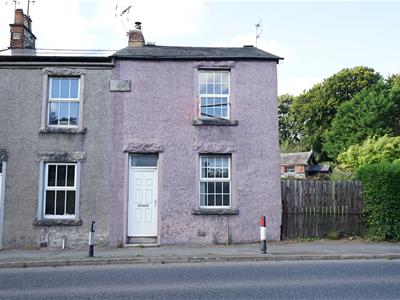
[48,77,80,126]
[198,70,230,119]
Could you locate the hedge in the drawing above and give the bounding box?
[357,163,400,240]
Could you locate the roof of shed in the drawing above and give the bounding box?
[280,151,313,166]
[113,45,283,61]
[308,164,331,172]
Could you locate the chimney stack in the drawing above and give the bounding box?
[128,22,145,47]
[9,9,36,49]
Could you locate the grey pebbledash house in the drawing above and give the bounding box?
[0,9,114,249]
[0,10,283,249]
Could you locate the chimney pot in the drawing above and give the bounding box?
[128,22,145,47]
[14,9,24,24]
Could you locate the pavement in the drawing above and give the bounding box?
[0,239,399,269]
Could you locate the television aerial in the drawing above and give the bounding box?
[255,19,263,48]
[115,1,133,33]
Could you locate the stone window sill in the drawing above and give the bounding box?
[33,218,82,226]
[191,208,239,215]
[39,127,87,134]
[193,119,238,126]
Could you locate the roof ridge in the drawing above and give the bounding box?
[112,45,283,61]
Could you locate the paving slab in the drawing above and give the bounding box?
[0,240,399,268]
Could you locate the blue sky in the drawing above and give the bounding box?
[1,1,399,95]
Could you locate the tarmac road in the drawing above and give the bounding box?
[0,259,399,299]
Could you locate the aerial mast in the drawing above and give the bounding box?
[27,0,35,15]
[255,19,263,48]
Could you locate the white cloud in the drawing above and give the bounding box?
[0,0,205,50]
[212,31,304,95]
[278,75,321,96]
[212,31,294,60]
[92,0,205,48]
[0,0,92,49]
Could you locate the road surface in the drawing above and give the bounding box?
[0,259,399,299]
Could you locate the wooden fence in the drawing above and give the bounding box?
[281,180,365,239]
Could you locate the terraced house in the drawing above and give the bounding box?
[0,9,113,249]
[0,10,282,249]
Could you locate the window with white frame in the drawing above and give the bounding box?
[48,77,80,126]
[198,70,230,119]
[200,156,231,208]
[284,166,295,174]
[44,163,77,218]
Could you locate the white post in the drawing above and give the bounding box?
[260,215,267,254]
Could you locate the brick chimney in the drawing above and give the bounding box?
[9,9,36,49]
[128,22,145,47]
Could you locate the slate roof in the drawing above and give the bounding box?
[280,151,313,166]
[0,45,282,62]
[0,48,115,62]
[308,164,331,173]
[0,48,116,57]
[113,45,283,61]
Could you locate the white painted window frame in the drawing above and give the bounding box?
[38,162,81,220]
[40,68,86,131]
[47,77,80,128]
[198,70,230,119]
[284,165,295,174]
[44,163,77,219]
[199,155,231,209]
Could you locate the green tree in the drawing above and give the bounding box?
[280,139,308,153]
[323,81,400,160]
[388,74,400,88]
[338,135,400,172]
[278,94,299,145]
[290,66,382,160]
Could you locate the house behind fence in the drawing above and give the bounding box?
[280,151,330,178]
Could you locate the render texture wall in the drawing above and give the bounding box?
[110,59,281,245]
[0,66,112,249]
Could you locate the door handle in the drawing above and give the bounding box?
[137,204,149,208]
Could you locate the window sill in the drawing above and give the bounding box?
[191,208,239,215]
[39,127,87,134]
[33,218,82,226]
[193,119,238,126]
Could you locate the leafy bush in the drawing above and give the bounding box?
[357,163,400,240]
[338,135,400,172]
[328,167,355,181]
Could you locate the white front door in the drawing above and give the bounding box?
[128,168,157,236]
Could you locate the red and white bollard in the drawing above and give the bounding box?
[260,216,267,254]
